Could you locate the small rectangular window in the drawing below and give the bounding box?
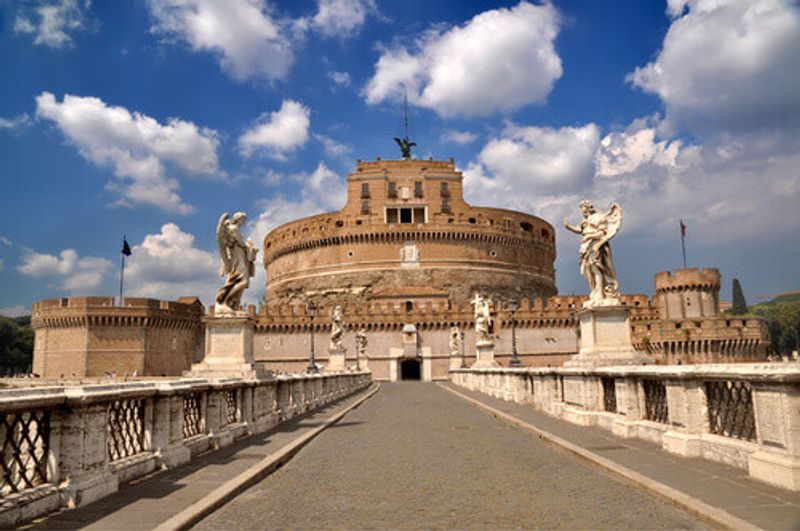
[361,199,370,214]
[414,181,423,198]
[361,183,370,198]
[400,208,412,223]
[413,207,426,223]
[386,208,398,224]
[441,198,451,213]
[440,182,450,198]
[388,182,397,198]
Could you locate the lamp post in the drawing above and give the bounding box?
[509,298,521,367]
[307,301,319,374]
[460,330,467,368]
[355,332,360,371]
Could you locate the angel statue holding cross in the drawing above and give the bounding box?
[564,201,623,309]
[215,211,258,313]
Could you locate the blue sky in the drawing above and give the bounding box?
[1,0,798,316]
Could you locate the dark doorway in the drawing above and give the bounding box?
[400,359,421,380]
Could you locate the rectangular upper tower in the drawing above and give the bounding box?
[343,158,466,226]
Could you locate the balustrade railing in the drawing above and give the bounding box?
[450,364,799,492]
[0,371,371,528]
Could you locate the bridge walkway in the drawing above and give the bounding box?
[196,383,709,530]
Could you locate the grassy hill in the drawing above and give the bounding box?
[747,291,800,355]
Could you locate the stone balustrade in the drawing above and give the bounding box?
[0,371,371,527]
[450,364,800,491]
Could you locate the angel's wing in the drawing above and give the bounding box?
[600,203,623,246]
[216,212,231,276]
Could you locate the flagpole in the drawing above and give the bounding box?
[680,220,687,269]
[119,235,126,306]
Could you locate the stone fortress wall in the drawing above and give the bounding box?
[263,159,557,307]
[31,296,205,379]
[633,268,768,364]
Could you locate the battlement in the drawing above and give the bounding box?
[654,268,721,292]
[31,296,204,328]
[353,158,456,174]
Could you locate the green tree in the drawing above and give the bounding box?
[0,315,34,373]
[731,278,748,315]
[751,298,800,355]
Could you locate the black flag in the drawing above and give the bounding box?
[121,237,132,257]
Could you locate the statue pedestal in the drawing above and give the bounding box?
[186,313,270,379]
[471,340,500,368]
[565,306,654,368]
[327,346,347,372]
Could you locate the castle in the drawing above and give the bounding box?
[30,157,770,380]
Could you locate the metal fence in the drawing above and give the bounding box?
[705,380,756,441]
[643,379,669,424]
[601,377,617,413]
[1,410,50,494]
[225,389,239,425]
[107,399,146,461]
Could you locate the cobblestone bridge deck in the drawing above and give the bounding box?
[196,383,705,530]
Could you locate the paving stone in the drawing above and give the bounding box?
[196,383,707,530]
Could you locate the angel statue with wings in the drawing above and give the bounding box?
[471,293,493,344]
[215,212,258,313]
[564,201,623,308]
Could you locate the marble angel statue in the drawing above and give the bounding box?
[215,212,258,312]
[564,201,623,308]
[330,305,344,351]
[471,294,493,344]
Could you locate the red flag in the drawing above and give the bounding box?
[680,219,687,237]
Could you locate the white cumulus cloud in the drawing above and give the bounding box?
[595,118,683,177]
[125,223,219,304]
[239,99,311,160]
[35,92,221,214]
[628,0,800,133]
[14,0,90,49]
[311,0,375,38]
[146,0,294,83]
[18,248,112,293]
[328,70,352,88]
[364,1,562,117]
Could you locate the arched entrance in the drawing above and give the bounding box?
[400,359,421,380]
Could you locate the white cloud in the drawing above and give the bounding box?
[595,117,682,177]
[0,114,32,131]
[0,236,11,246]
[0,305,29,318]
[14,0,90,49]
[312,0,375,38]
[146,0,294,83]
[18,248,112,293]
[239,99,311,160]
[316,134,351,158]
[441,129,477,145]
[628,0,800,133]
[328,70,352,87]
[125,223,219,303]
[469,123,600,199]
[35,92,221,214]
[463,117,800,253]
[364,1,562,117]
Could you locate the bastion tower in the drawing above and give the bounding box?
[263,157,557,308]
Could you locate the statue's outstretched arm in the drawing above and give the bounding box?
[563,218,581,234]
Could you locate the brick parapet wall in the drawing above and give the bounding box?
[31,297,204,330]
[654,268,721,293]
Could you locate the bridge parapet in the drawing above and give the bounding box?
[0,371,371,527]
[451,364,800,491]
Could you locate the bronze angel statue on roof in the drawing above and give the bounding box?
[564,201,623,308]
[215,211,258,313]
[393,136,416,159]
